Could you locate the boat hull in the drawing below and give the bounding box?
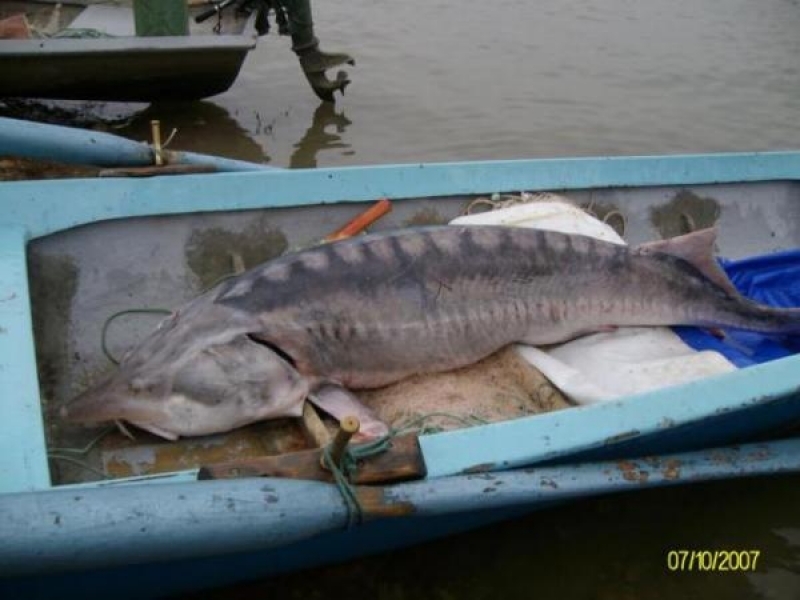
[3,438,800,599]
[0,36,255,101]
[0,1,257,101]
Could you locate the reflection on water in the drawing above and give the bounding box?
[122,102,270,165]
[748,527,800,600]
[290,102,352,168]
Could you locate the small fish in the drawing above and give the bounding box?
[61,226,800,439]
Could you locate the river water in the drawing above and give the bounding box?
[116,0,800,169]
[11,0,800,596]
[151,1,800,598]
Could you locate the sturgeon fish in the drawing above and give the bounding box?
[61,225,800,439]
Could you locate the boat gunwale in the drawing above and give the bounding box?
[4,435,800,578]
[0,35,256,59]
[0,5,259,54]
[0,33,257,55]
[4,150,800,240]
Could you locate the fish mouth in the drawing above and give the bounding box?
[125,420,179,441]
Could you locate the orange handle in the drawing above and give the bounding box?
[324,198,392,242]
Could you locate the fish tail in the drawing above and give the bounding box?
[720,301,800,335]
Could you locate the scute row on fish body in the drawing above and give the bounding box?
[60,225,800,440]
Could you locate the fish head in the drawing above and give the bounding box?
[60,306,310,439]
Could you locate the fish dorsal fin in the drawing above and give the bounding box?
[635,228,741,297]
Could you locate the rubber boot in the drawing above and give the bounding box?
[279,0,354,102]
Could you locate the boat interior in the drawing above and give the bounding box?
[0,0,253,39]
[27,180,800,486]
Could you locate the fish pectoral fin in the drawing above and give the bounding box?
[308,384,389,439]
[635,228,742,298]
[129,421,179,441]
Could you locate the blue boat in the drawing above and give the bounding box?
[1,145,800,597]
[0,115,276,172]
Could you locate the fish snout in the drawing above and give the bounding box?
[60,377,138,425]
[59,384,114,424]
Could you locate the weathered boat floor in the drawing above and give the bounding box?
[28,179,800,485]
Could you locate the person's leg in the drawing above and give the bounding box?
[280,0,354,102]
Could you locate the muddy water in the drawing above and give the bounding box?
[114,0,800,169]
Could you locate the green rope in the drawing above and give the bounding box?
[47,454,110,480]
[101,308,171,365]
[390,412,487,437]
[321,445,364,528]
[47,426,116,481]
[48,426,115,455]
[98,270,243,365]
[322,412,487,527]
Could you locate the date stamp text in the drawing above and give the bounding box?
[666,550,760,572]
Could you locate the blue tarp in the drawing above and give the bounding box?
[675,249,800,367]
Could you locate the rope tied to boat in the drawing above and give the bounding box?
[47,426,116,480]
[321,413,487,528]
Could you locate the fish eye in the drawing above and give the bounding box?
[129,378,154,394]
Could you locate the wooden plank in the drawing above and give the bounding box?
[101,421,308,479]
[197,434,426,484]
[300,401,332,447]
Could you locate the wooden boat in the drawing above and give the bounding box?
[0,0,258,101]
[1,150,800,597]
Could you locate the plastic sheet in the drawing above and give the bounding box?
[676,250,800,367]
